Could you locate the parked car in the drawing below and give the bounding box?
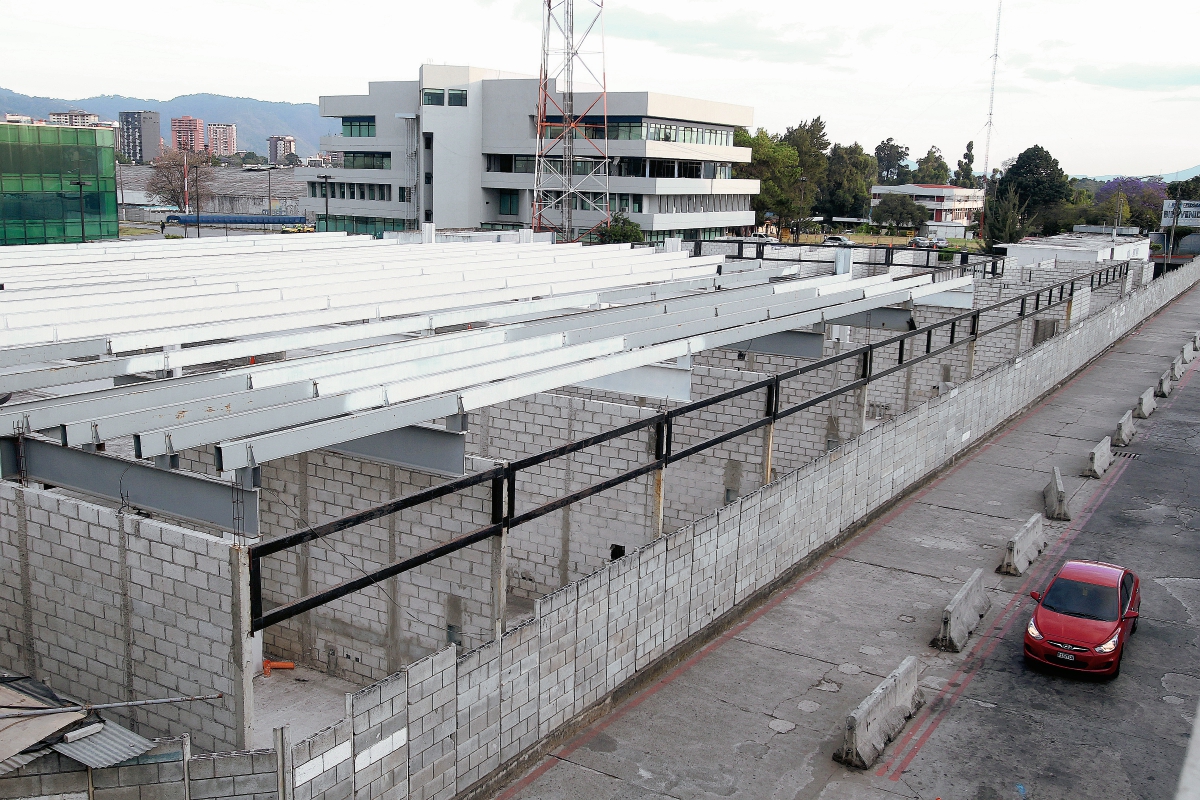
[1024,560,1140,678]
[908,236,933,248]
[746,232,779,243]
[932,237,950,248]
[824,235,854,245]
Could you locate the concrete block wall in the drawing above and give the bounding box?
[251,451,496,681]
[0,484,247,752]
[190,749,278,800]
[0,736,283,800]
[467,393,658,596]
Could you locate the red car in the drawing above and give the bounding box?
[1023,560,1140,678]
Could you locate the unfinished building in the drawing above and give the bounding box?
[0,230,1180,800]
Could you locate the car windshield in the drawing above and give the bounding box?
[1041,578,1119,621]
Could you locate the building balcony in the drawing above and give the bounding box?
[479,173,759,196]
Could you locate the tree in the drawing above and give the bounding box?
[1168,175,1200,202]
[1095,177,1166,231]
[734,127,806,226]
[146,148,214,212]
[874,138,911,185]
[595,212,644,244]
[996,145,1071,217]
[781,117,829,218]
[914,146,951,185]
[240,151,267,166]
[983,188,1032,251]
[817,143,877,219]
[953,142,975,188]
[283,152,303,167]
[872,193,930,228]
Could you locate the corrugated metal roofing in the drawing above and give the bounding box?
[51,722,154,769]
[0,746,52,777]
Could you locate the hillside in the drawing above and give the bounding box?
[0,87,336,157]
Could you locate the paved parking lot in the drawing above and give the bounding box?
[496,282,1200,800]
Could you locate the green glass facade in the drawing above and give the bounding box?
[317,214,414,237]
[1,123,119,246]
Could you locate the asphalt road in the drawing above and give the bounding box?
[497,281,1200,800]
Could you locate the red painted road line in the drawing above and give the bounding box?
[498,314,1199,799]
[883,350,1200,779]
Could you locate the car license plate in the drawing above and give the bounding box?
[1055,652,1075,661]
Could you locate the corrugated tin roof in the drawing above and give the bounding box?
[0,681,85,768]
[0,746,51,777]
[52,722,154,769]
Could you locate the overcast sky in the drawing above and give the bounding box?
[4,0,1197,178]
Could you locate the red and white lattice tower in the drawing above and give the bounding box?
[533,0,610,241]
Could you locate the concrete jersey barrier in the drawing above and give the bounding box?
[1158,371,1173,398]
[1043,467,1071,521]
[834,656,925,769]
[999,514,1050,575]
[1183,342,1195,364]
[1114,410,1136,447]
[1086,436,1112,478]
[933,568,992,652]
[1136,387,1158,418]
[1174,356,1187,381]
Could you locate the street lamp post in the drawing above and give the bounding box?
[317,173,332,230]
[69,176,92,244]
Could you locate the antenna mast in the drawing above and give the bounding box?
[533,0,611,242]
[981,0,1002,186]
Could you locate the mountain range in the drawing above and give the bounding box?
[0,87,335,157]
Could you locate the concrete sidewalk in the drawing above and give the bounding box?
[495,281,1200,800]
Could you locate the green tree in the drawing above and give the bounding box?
[872,193,930,228]
[818,143,877,219]
[734,127,805,226]
[595,212,644,244]
[983,188,1032,251]
[953,142,975,187]
[283,152,303,167]
[1168,175,1200,201]
[874,138,911,184]
[914,146,951,185]
[996,145,1071,217]
[781,117,829,218]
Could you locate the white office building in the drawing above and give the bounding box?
[296,64,759,240]
[870,183,984,238]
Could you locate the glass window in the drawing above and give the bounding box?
[679,161,702,179]
[514,155,535,173]
[498,189,520,216]
[487,154,514,173]
[423,89,445,106]
[447,89,467,107]
[631,194,643,214]
[341,116,376,137]
[369,184,376,201]
[338,183,346,199]
[1042,578,1120,621]
[341,152,391,169]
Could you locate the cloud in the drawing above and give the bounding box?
[603,7,846,65]
[1023,64,1200,92]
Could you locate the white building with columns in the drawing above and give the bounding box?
[296,64,759,241]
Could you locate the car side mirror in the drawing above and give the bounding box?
[1029,591,1041,601]
[1124,610,1139,620]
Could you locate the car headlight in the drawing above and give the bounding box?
[1094,630,1120,654]
[1026,617,1043,640]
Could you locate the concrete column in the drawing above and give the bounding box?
[229,546,254,750]
[14,486,36,678]
[296,453,314,667]
[490,531,508,641]
[181,733,192,800]
[274,726,293,800]
[385,465,405,674]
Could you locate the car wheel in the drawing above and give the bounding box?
[1108,652,1123,680]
